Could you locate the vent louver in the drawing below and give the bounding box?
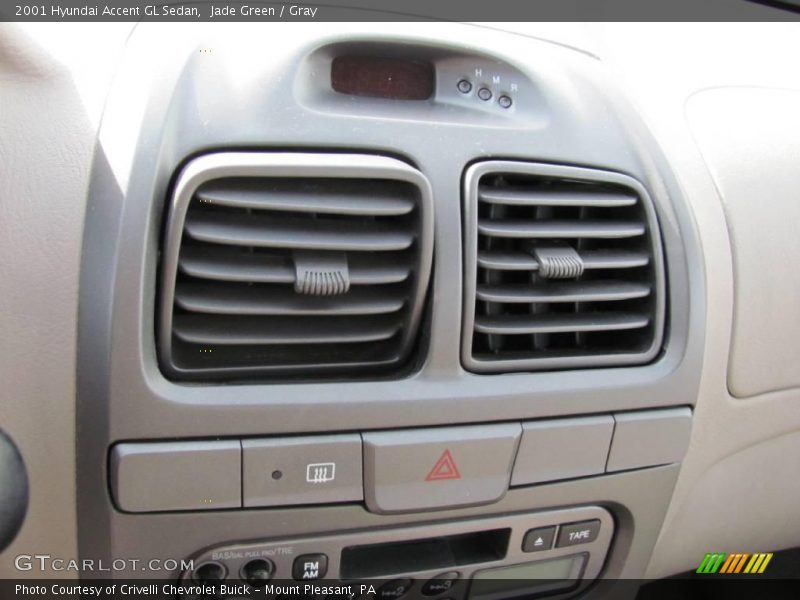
[159,153,433,381]
[462,162,665,373]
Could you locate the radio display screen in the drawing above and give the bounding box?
[469,554,586,600]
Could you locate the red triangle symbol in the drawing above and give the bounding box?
[425,449,461,481]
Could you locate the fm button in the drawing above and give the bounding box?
[556,519,601,548]
[292,554,328,580]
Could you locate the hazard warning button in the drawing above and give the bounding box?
[362,423,522,514]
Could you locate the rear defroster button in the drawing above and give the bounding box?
[556,519,601,547]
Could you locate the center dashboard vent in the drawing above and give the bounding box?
[462,161,665,373]
[158,153,433,381]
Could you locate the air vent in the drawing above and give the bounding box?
[462,161,665,373]
[159,153,433,381]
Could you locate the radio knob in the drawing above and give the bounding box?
[240,558,275,587]
[192,561,226,585]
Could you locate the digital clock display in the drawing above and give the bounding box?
[331,55,435,100]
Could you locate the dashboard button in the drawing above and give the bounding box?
[421,572,459,596]
[362,423,521,513]
[242,434,362,507]
[556,520,601,547]
[477,87,493,101]
[606,408,692,472]
[457,79,472,94]
[511,416,614,486]
[292,553,328,580]
[522,526,556,552]
[110,441,241,512]
[378,579,414,600]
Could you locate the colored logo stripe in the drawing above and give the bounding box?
[744,553,773,574]
[720,553,749,573]
[696,553,726,574]
[696,552,773,574]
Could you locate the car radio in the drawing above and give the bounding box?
[180,506,613,600]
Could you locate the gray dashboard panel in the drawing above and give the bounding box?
[686,87,800,399]
[76,22,705,591]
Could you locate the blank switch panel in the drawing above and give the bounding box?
[606,408,692,472]
[110,441,241,512]
[511,416,614,486]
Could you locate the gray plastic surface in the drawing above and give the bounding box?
[110,441,242,513]
[76,24,705,589]
[243,434,363,507]
[511,416,614,486]
[363,424,521,514]
[686,87,800,399]
[607,408,693,472]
